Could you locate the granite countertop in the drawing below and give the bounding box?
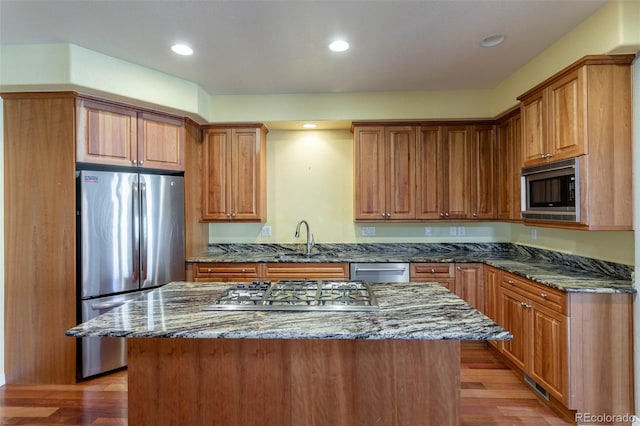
[66,281,512,341]
[188,243,635,294]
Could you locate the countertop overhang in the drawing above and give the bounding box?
[66,281,512,341]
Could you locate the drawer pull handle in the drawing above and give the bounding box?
[431,268,435,273]
[520,302,532,309]
[507,280,514,284]
[540,292,548,298]
[241,269,246,273]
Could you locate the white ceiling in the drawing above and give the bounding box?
[1,0,607,96]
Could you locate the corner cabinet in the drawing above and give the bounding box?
[201,124,267,222]
[353,125,416,220]
[496,110,522,221]
[76,98,185,171]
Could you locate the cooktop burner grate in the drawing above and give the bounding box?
[204,280,379,312]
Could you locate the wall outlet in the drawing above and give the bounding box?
[362,226,376,237]
[457,226,465,236]
[531,228,537,240]
[424,227,432,236]
[449,226,457,236]
[261,225,272,237]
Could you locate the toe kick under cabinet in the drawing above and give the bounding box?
[496,269,634,418]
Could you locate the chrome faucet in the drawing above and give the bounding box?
[294,220,315,255]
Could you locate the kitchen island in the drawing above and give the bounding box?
[67,281,510,426]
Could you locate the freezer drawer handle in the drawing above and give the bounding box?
[90,300,128,311]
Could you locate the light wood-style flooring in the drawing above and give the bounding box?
[0,342,572,425]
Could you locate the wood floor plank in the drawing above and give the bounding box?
[0,343,573,425]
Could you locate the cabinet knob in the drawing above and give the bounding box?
[226,213,231,218]
[439,213,444,217]
[241,268,246,273]
[207,268,212,272]
[444,212,449,217]
[132,160,137,165]
[472,213,477,217]
[231,213,236,217]
[457,266,462,271]
[139,160,144,165]
[386,213,391,218]
[540,292,548,298]
[381,213,386,217]
[507,280,514,284]
[431,268,435,273]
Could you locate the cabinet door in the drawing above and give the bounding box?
[547,68,586,161]
[386,126,416,219]
[416,126,444,219]
[76,99,137,167]
[497,114,522,221]
[443,126,470,219]
[500,288,528,371]
[263,263,349,280]
[231,128,266,221]
[469,125,496,219]
[193,263,262,282]
[354,127,386,220]
[454,263,484,312]
[138,112,185,171]
[484,266,502,350]
[529,304,569,404]
[202,129,232,220]
[521,91,547,167]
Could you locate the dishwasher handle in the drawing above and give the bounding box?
[353,267,407,273]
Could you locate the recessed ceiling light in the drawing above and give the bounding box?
[303,123,317,129]
[171,44,193,56]
[480,34,505,48]
[329,40,349,52]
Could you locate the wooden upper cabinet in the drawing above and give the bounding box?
[496,112,522,221]
[201,125,267,222]
[353,125,416,220]
[77,98,137,167]
[416,126,443,219]
[137,112,185,171]
[520,70,585,167]
[469,125,496,219]
[76,98,185,171]
[443,126,470,219]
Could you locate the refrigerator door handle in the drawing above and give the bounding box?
[132,180,140,281]
[140,181,148,280]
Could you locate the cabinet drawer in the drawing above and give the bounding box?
[501,273,567,314]
[264,263,349,280]
[410,263,455,279]
[193,263,262,281]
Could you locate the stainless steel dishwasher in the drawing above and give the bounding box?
[350,263,410,283]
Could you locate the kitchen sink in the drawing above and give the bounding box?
[274,252,328,261]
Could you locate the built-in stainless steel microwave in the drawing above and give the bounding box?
[521,157,580,222]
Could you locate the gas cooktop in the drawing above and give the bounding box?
[203,280,379,312]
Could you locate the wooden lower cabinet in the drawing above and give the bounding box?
[497,271,633,418]
[409,263,455,291]
[454,263,484,312]
[192,262,349,282]
[483,266,502,350]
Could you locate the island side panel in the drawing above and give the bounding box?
[127,338,460,426]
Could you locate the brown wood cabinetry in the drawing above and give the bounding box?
[263,263,349,280]
[353,125,416,220]
[518,55,634,230]
[469,125,496,219]
[483,266,502,350]
[201,125,267,222]
[496,271,633,417]
[416,126,443,219]
[193,262,349,282]
[453,263,484,312]
[409,263,455,290]
[442,126,470,219]
[500,273,569,403]
[193,263,263,282]
[76,98,185,171]
[496,110,522,221]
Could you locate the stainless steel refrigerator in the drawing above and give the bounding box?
[76,169,185,379]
